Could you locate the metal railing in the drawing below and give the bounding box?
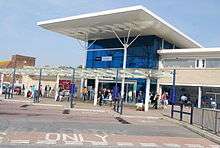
[171,103,193,124]
[193,108,220,134]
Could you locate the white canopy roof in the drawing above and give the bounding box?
[37,5,202,48]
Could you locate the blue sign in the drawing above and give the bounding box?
[170,87,176,104]
[112,85,120,101]
[70,84,75,94]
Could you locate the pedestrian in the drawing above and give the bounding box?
[153,94,160,109]
[128,90,133,103]
[99,89,104,106]
[210,98,217,109]
[161,92,168,109]
[82,87,88,101]
[180,94,188,105]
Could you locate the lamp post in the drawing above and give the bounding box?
[37,68,42,103]
[11,59,17,99]
[171,69,176,118]
[70,68,75,108]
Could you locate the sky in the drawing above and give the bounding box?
[0,0,220,67]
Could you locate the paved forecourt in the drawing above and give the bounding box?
[0,98,219,147]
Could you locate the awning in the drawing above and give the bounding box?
[0,67,171,79]
[37,5,202,48]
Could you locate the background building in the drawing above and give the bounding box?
[0,54,35,68]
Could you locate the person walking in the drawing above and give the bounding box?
[153,94,160,109]
[82,87,88,101]
[128,90,133,103]
[161,92,168,109]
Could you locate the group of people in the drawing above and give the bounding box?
[98,88,112,106]
[81,86,95,101]
[150,92,169,109]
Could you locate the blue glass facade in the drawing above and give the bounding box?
[86,35,165,69]
[86,35,175,101]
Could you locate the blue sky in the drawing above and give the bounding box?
[0,0,219,66]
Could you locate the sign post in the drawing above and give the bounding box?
[70,68,75,108]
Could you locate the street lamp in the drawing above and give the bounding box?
[70,68,75,108]
[11,59,17,98]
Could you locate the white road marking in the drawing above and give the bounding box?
[209,145,220,148]
[78,134,84,142]
[117,142,134,146]
[64,141,83,145]
[94,134,108,143]
[10,140,30,144]
[0,132,6,143]
[140,143,159,147]
[45,133,61,141]
[68,108,105,113]
[185,144,204,148]
[3,99,31,103]
[33,103,62,107]
[36,140,57,144]
[91,142,108,146]
[122,115,162,120]
[163,143,181,147]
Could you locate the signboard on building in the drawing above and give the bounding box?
[59,80,71,90]
[95,57,101,61]
[101,56,112,61]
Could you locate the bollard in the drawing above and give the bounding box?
[201,109,204,129]
[117,99,120,113]
[120,98,123,115]
[8,88,11,99]
[4,88,7,99]
[214,111,218,134]
[180,104,183,121]
[113,100,116,111]
[171,104,174,118]
[190,104,193,124]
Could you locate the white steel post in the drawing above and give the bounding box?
[84,79,88,87]
[121,44,127,100]
[93,77,99,106]
[145,78,151,112]
[0,73,3,95]
[198,86,202,108]
[156,82,162,95]
[80,78,84,98]
[121,76,125,99]
[123,44,128,69]
[54,74,60,101]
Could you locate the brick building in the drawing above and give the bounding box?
[0,54,35,68]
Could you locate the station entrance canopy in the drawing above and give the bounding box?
[0,67,170,79]
[37,5,202,48]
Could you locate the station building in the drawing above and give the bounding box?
[38,6,220,108]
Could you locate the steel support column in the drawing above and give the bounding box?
[80,78,84,98]
[198,86,202,108]
[0,73,4,95]
[11,66,16,98]
[93,77,99,106]
[55,74,60,101]
[121,75,125,99]
[145,77,151,112]
[37,68,42,102]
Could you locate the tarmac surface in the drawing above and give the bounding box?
[0,96,219,147]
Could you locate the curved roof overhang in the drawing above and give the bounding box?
[37,5,202,48]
